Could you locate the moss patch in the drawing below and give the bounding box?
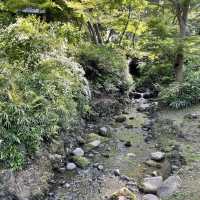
[72,156,90,168]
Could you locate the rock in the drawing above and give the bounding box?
[151,171,158,177]
[127,153,136,157]
[142,176,163,193]
[109,187,137,200]
[99,126,109,137]
[88,153,95,158]
[115,115,127,123]
[89,140,101,147]
[66,162,77,170]
[144,160,162,168]
[121,175,130,181]
[143,194,160,200]
[64,183,70,188]
[124,141,132,147]
[97,165,104,170]
[114,169,120,176]
[72,156,90,168]
[157,176,181,198]
[72,148,84,156]
[58,167,66,173]
[150,152,165,161]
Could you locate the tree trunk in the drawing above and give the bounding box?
[172,0,190,82]
[87,21,98,44]
[174,52,184,82]
[119,6,131,45]
[93,23,103,44]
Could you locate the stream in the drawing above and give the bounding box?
[46,96,200,200]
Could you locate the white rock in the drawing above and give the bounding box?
[66,163,77,170]
[143,194,160,200]
[89,140,101,147]
[150,152,165,161]
[143,176,163,193]
[99,127,108,136]
[72,148,84,156]
[157,175,181,198]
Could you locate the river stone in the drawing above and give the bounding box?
[143,194,160,200]
[66,163,76,170]
[142,176,163,193]
[150,152,165,161]
[99,127,109,137]
[144,160,162,168]
[157,175,181,198]
[114,169,120,176]
[89,140,101,147]
[72,148,84,156]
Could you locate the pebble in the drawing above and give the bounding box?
[98,165,104,170]
[72,148,84,156]
[114,169,120,176]
[99,127,109,137]
[66,162,77,170]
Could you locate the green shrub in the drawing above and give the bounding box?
[159,69,200,109]
[0,16,89,169]
[76,43,133,91]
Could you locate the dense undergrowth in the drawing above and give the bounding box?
[0,16,130,169]
[0,17,90,169]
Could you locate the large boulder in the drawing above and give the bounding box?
[157,176,181,198]
[142,176,163,193]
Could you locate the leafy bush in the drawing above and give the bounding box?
[76,43,133,92]
[0,17,89,169]
[159,69,200,109]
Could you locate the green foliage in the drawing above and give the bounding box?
[0,17,89,169]
[76,43,132,91]
[160,65,200,109]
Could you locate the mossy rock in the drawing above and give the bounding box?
[72,156,90,168]
[84,133,109,152]
[109,187,137,200]
[86,133,109,143]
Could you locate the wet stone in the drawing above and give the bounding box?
[150,152,165,161]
